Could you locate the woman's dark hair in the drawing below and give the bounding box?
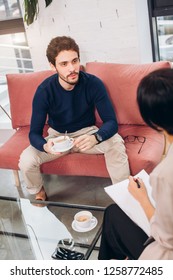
[46,36,80,66]
[137,68,173,135]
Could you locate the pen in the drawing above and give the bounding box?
[133,178,141,188]
[143,236,155,246]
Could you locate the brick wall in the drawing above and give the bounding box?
[21,0,152,70]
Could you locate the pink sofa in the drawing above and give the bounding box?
[0,61,170,187]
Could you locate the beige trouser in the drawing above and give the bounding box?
[18,126,130,194]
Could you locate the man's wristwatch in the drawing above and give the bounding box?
[93,132,103,144]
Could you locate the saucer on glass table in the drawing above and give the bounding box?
[71,211,98,233]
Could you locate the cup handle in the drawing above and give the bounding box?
[69,138,74,143]
[90,216,95,224]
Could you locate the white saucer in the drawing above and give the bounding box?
[71,217,98,232]
[51,142,74,153]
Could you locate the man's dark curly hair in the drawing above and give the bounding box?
[46,36,80,66]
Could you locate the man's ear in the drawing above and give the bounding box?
[50,62,56,71]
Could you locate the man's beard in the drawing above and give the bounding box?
[59,71,79,86]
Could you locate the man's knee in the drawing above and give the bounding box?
[18,148,39,171]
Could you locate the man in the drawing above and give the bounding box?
[19,36,130,201]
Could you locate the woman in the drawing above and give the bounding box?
[98,68,173,260]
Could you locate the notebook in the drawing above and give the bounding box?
[104,169,155,236]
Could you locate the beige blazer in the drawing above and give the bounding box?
[139,143,173,259]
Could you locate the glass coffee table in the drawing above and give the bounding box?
[0,196,104,260]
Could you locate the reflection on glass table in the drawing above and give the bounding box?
[0,196,104,260]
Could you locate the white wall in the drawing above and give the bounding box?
[20,0,152,71]
[135,0,152,63]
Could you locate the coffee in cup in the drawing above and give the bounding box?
[52,136,74,152]
[74,211,94,228]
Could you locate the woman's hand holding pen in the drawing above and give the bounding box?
[128,176,149,205]
[128,176,155,221]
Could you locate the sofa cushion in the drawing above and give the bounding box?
[86,61,171,126]
[118,124,164,174]
[0,126,48,170]
[0,124,164,176]
[6,70,54,129]
[0,126,109,177]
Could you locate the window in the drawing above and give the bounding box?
[148,0,173,61]
[0,0,33,129]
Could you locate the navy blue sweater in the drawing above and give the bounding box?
[29,71,118,151]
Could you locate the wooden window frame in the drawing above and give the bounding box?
[0,18,24,35]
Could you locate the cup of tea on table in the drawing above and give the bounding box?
[74,211,94,229]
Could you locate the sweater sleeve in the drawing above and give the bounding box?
[29,86,48,151]
[90,76,118,140]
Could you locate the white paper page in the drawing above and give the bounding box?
[104,169,155,236]
[20,198,72,259]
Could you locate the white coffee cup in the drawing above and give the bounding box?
[52,136,74,152]
[74,211,94,229]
